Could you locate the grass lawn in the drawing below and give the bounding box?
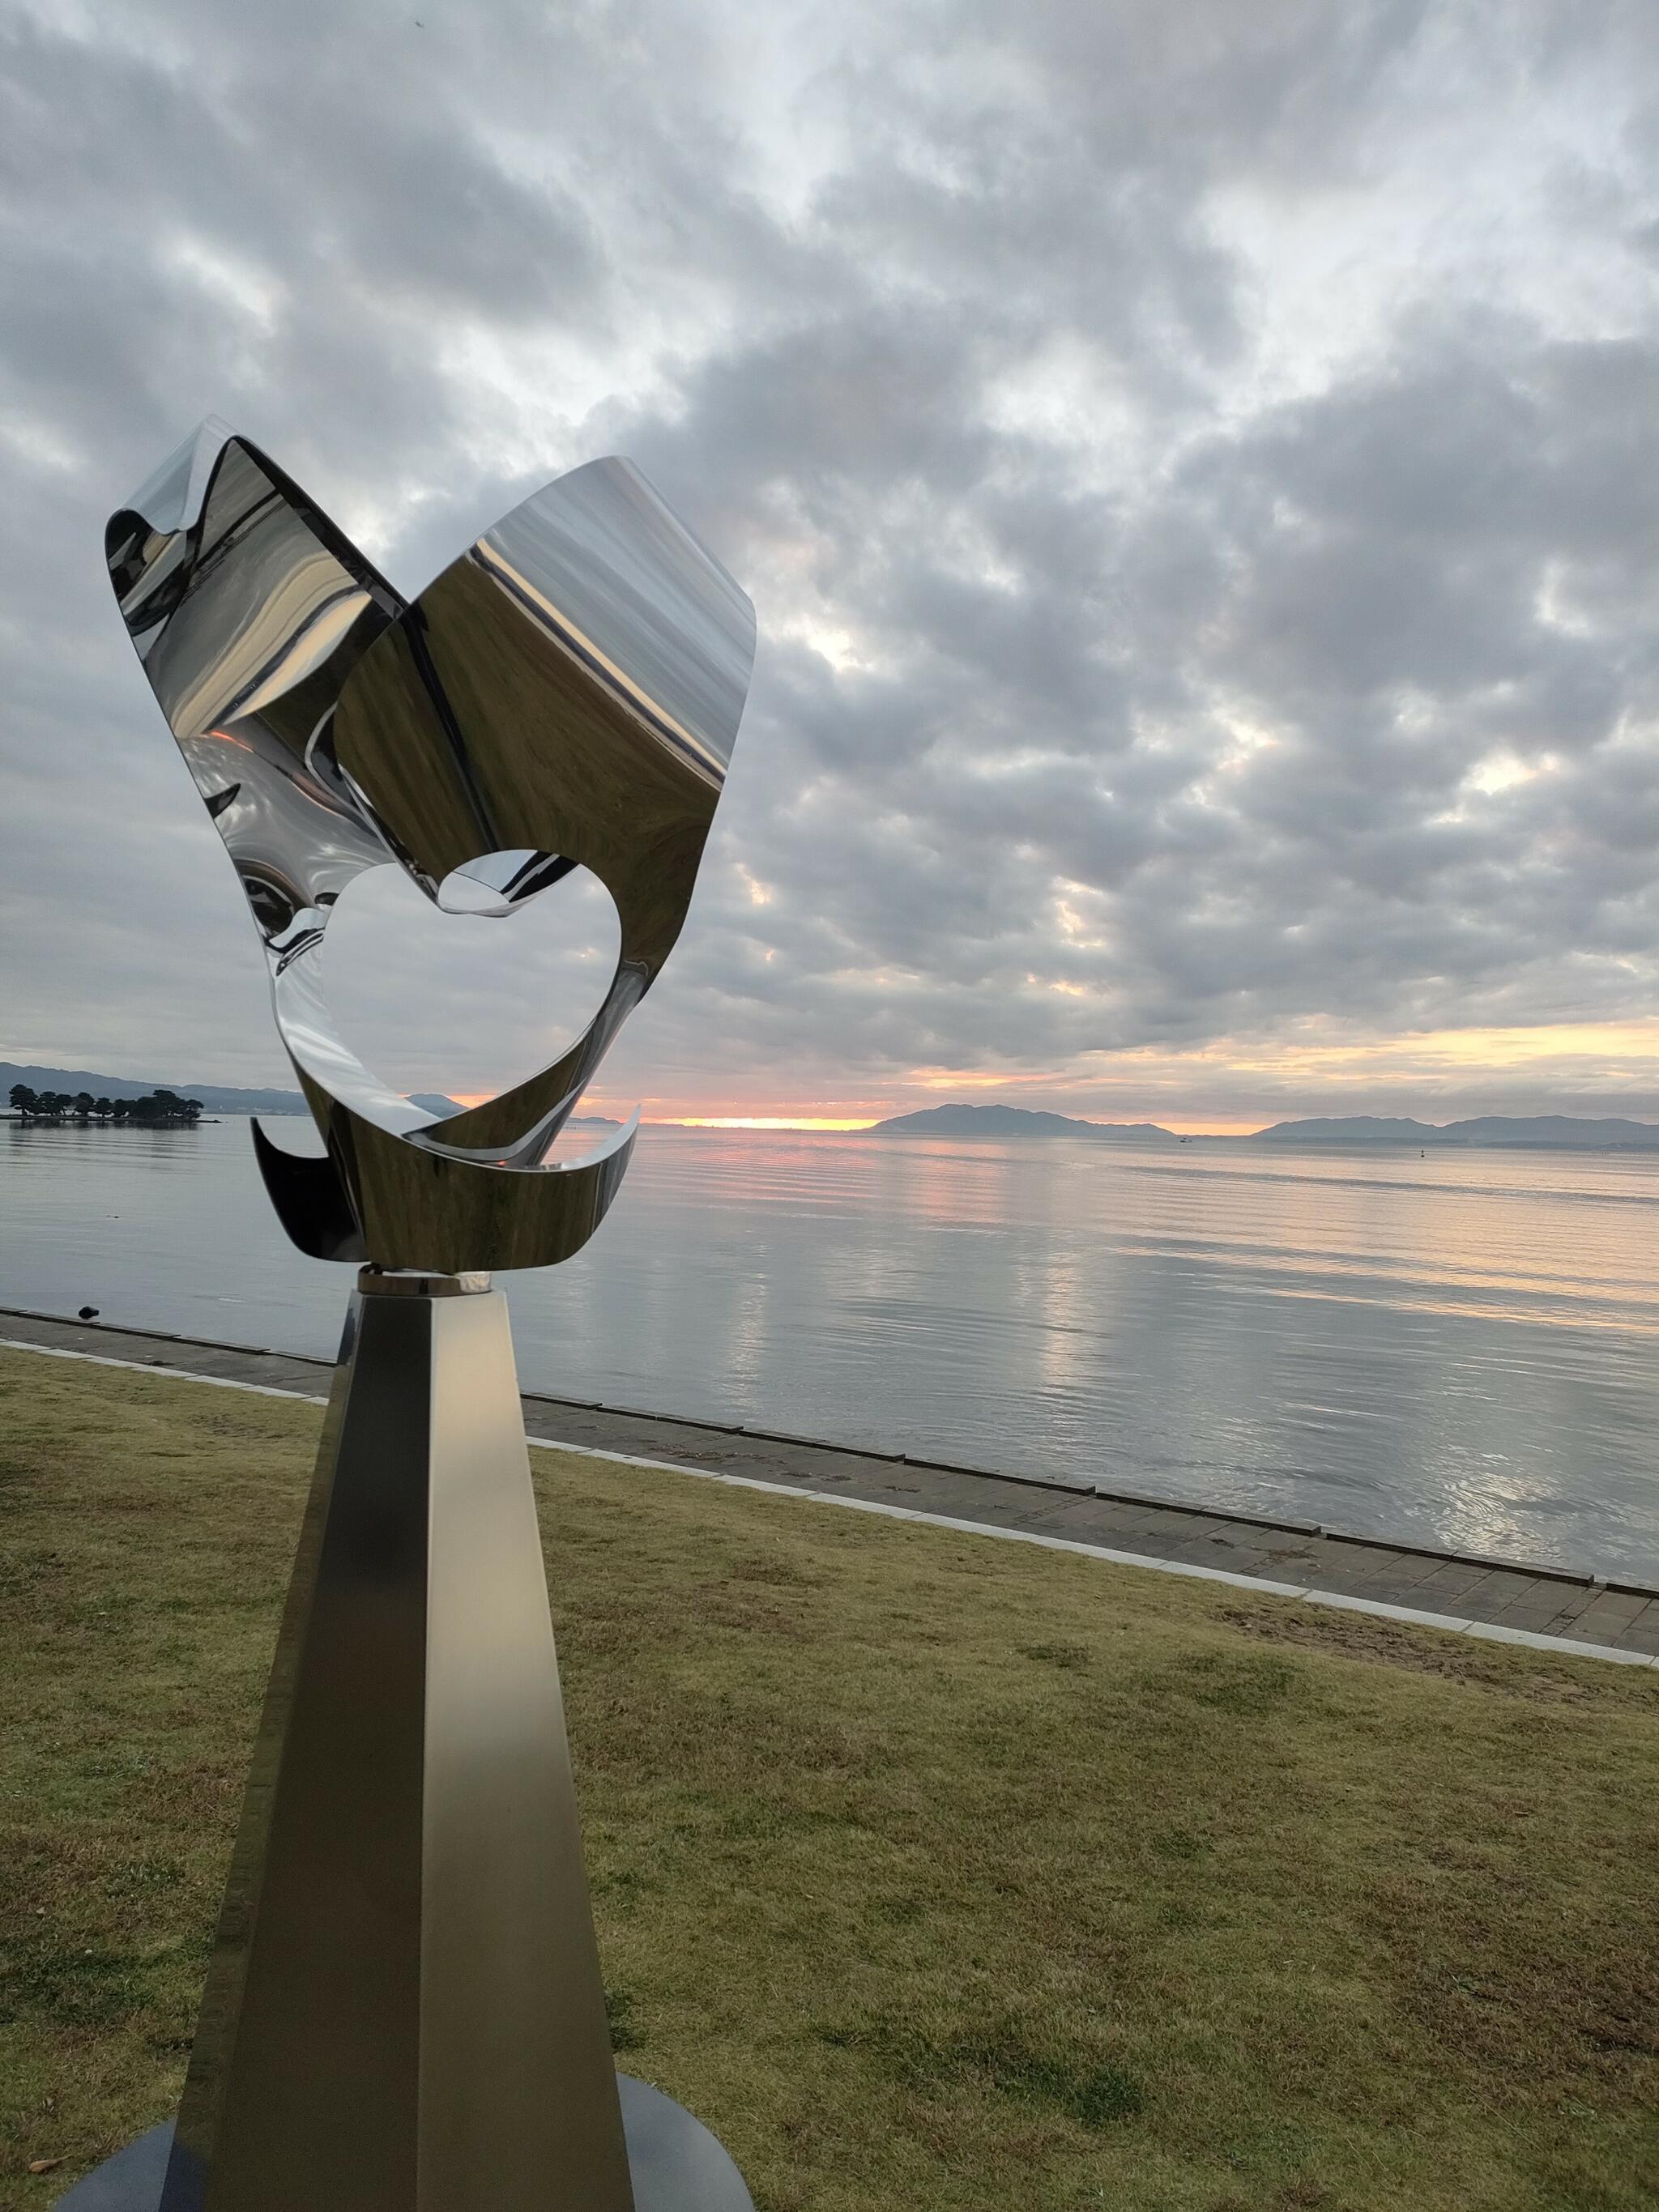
[1,1346,1657,2211]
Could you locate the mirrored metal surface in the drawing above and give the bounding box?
[106,423,755,1271]
[151,1281,637,2212]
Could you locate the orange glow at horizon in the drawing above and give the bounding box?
[663,1115,881,1131]
[415,1015,1659,1136]
[1158,1118,1267,1136]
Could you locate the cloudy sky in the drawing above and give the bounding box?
[2,0,1657,1131]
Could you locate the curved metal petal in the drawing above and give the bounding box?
[332,458,756,1166]
[250,1118,367,1264]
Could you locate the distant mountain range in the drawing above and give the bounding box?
[1251,1114,1659,1147]
[8,1069,1655,1149]
[865,1102,1659,1149]
[2,1063,463,1118]
[868,1103,1179,1143]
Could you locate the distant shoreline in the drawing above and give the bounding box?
[8,1110,1657,1155]
[6,1065,1657,1153]
[857,1102,1659,1151]
[856,1131,1659,1153]
[2,1114,216,1126]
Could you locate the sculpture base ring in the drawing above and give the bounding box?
[55,2076,755,2211]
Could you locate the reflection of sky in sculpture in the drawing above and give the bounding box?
[483,461,750,785]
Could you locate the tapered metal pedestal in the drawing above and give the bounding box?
[62,1272,751,2212]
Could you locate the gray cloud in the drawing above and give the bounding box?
[1,0,1656,1125]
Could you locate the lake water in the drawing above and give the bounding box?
[3,1117,1657,1582]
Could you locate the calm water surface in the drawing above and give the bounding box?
[3,1118,1657,1580]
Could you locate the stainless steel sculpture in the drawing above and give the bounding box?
[69,422,756,2212]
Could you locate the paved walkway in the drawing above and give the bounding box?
[4,1302,1657,1664]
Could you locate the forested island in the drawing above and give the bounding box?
[8,1083,203,1126]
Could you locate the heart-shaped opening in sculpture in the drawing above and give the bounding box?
[320,855,622,1113]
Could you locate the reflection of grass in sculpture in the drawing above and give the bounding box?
[2,1353,1656,2212]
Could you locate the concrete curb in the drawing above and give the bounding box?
[4,1300,1653,1599]
[6,1335,1653,1673]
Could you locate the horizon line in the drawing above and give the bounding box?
[6,1062,1655,1143]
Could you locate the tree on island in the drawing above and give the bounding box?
[9,1082,203,1126]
